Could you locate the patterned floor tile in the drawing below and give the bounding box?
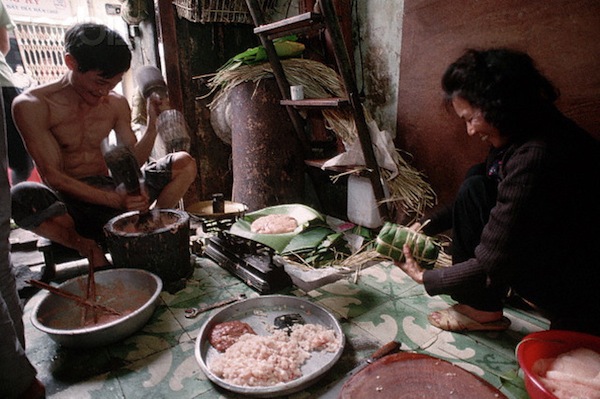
[115,341,209,398]
[357,261,421,290]
[22,255,552,399]
[307,278,393,320]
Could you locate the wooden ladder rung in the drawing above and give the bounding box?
[253,12,324,39]
[280,97,349,108]
[305,159,372,176]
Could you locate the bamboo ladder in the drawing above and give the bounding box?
[244,0,390,221]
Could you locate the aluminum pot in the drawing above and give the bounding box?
[30,268,162,348]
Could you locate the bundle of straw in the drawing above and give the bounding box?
[206,58,436,218]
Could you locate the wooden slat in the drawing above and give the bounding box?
[280,97,349,108]
[253,12,324,38]
[305,158,369,173]
[155,1,183,112]
[245,0,312,155]
[319,0,389,221]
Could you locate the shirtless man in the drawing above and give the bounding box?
[10,23,197,270]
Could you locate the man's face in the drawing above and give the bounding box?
[72,68,124,106]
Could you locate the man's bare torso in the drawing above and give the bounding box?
[35,80,126,179]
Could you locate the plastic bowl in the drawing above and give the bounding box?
[516,330,600,399]
[31,268,162,348]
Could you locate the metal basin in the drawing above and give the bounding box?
[195,295,345,398]
[30,268,162,348]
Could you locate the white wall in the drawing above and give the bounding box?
[354,1,404,137]
[272,0,404,137]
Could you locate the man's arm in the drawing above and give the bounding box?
[12,92,124,208]
[111,94,160,167]
[0,25,10,56]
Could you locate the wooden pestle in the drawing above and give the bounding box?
[104,145,142,195]
[103,145,155,224]
[135,65,167,100]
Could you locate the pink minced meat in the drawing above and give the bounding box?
[209,320,256,352]
[250,214,298,234]
[209,323,340,387]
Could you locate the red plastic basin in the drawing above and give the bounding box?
[516,330,600,399]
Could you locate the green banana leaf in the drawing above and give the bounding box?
[229,204,325,253]
[282,226,333,255]
[299,232,353,267]
[375,222,441,269]
[218,35,304,72]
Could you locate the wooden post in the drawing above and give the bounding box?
[319,0,389,221]
[154,0,183,112]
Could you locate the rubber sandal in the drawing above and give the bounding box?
[18,377,45,399]
[428,306,511,332]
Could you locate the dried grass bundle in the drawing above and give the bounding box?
[207,58,436,217]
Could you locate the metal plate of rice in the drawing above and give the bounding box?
[195,295,345,397]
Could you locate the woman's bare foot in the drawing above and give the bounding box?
[429,303,503,325]
[452,304,504,323]
[428,304,510,332]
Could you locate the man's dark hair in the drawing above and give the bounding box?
[442,48,560,137]
[64,23,131,78]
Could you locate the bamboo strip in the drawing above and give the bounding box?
[27,280,121,316]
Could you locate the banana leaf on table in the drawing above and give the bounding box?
[283,229,353,268]
[229,204,326,253]
[281,226,332,254]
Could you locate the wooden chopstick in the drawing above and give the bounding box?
[85,264,97,323]
[27,279,121,316]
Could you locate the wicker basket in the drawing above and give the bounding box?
[173,0,277,24]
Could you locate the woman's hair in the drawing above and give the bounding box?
[64,23,131,79]
[442,48,559,137]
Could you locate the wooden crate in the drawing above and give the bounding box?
[173,0,277,24]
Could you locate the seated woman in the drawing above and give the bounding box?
[396,48,600,336]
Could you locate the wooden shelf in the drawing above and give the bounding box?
[246,0,389,221]
[253,12,324,39]
[280,97,349,108]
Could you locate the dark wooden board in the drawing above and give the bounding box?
[396,0,600,206]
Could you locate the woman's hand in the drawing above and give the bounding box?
[409,221,422,232]
[394,244,425,284]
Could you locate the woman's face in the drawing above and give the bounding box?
[452,96,508,148]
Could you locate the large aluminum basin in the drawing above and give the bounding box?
[30,268,162,348]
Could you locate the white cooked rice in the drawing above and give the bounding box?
[209,323,340,387]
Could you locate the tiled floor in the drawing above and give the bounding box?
[19,250,546,398]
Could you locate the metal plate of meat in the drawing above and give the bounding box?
[194,295,345,398]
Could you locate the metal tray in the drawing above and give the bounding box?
[194,295,345,398]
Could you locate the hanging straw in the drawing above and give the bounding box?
[206,58,437,218]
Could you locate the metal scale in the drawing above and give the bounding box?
[187,198,292,294]
[203,230,292,294]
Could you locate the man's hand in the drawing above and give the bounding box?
[146,92,168,127]
[115,182,150,213]
[394,244,425,284]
